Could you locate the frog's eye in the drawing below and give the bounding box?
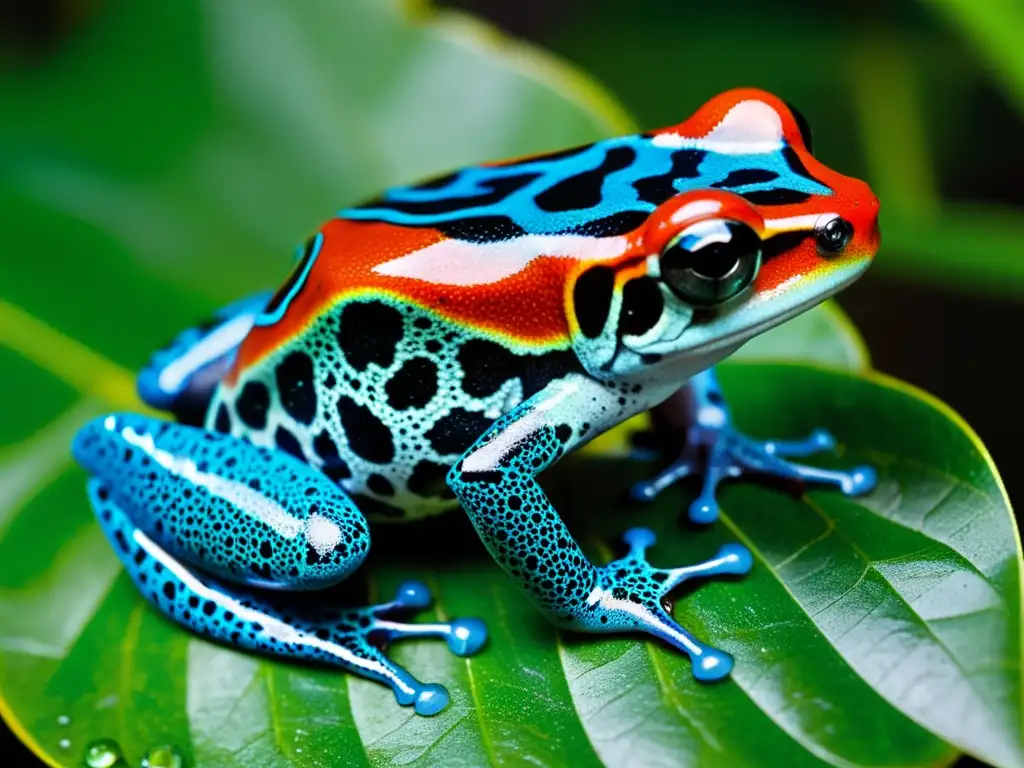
[660,219,761,306]
[815,215,853,253]
[784,101,814,154]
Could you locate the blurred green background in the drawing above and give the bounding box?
[1,0,1021,766]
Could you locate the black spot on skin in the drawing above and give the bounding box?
[353,493,406,519]
[425,339,442,354]
[425,408,493,456]
[367,473,395,497]
[573,266,616,338]
[235,381,270,429]
[459,470,503,484]
[162,581,176,600]
[202,600,216,616]
[408,459,456,499]
[275,351,317,425]
[570,210,648,238]
[323,460,352,482]
[761,232,810,262]
[632,149,704,205]
[619,277,664,337]
[338,301,404,371]
[435,215,527,243]
[262,236,317,318]
[782,145,820,183]
[260,540,274,559]
[275,426,305,460]
[457,338,582,400]
[313,429,352,481]
[214,403,232,434]
[313,429,339,460]
[414,317,432,330]
[535,146,636,213]
[711,169,780,188]
[385,357,438,410]
[741,189,811,205]
[337,395,394,463]
[555,424,572,443]
[362,173,540,216]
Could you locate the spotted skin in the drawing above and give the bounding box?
[86,480,484,716]
[73,88,882,713]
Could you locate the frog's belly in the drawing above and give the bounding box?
[206,297,581,523]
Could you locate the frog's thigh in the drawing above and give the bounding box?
[72,412,369,590]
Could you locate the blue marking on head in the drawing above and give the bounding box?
[339,134,833,238]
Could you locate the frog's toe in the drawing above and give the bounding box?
[363,587,489,658]
[447,618,488,656]
[413,684,451,717]
[761,428,836,457]
[576,528,749,681]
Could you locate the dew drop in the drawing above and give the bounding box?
[58,738,71,750]
[83,738,124,767]
[57,715,71,726]
[141,744,184,768]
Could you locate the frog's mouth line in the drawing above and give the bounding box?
[680,257,872,358]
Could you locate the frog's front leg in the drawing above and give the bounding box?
[630,367,877,524]
[448,375,751,680]
[72,414,486,715]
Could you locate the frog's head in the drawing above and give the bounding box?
[569,87,879,380]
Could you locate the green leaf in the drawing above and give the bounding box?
[0,1,1019,767]
[3,347,1020,766]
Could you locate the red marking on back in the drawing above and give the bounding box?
[227,219,579,383]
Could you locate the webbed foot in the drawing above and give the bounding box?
[630,368,876,524]
[578,527,752,680]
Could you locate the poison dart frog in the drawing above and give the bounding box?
[72,88,880,716]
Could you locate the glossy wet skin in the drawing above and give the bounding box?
[73,88,880,714]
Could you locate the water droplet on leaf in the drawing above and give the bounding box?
[141,745,184,768]
[83,738,124,767]
[58,738,71,749]
[57,715,71,726]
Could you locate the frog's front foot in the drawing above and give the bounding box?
[630,368,876,524]
[575,527,752,680]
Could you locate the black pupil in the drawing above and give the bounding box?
[819,217,852,251]
[689,238,742,279]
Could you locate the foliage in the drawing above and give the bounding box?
[0,1,1020,767]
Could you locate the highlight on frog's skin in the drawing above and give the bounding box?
[71,88,880,714]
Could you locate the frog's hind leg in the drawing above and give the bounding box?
[74,414,487,715]
[630,367,877,524]
[136,291,272,424]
